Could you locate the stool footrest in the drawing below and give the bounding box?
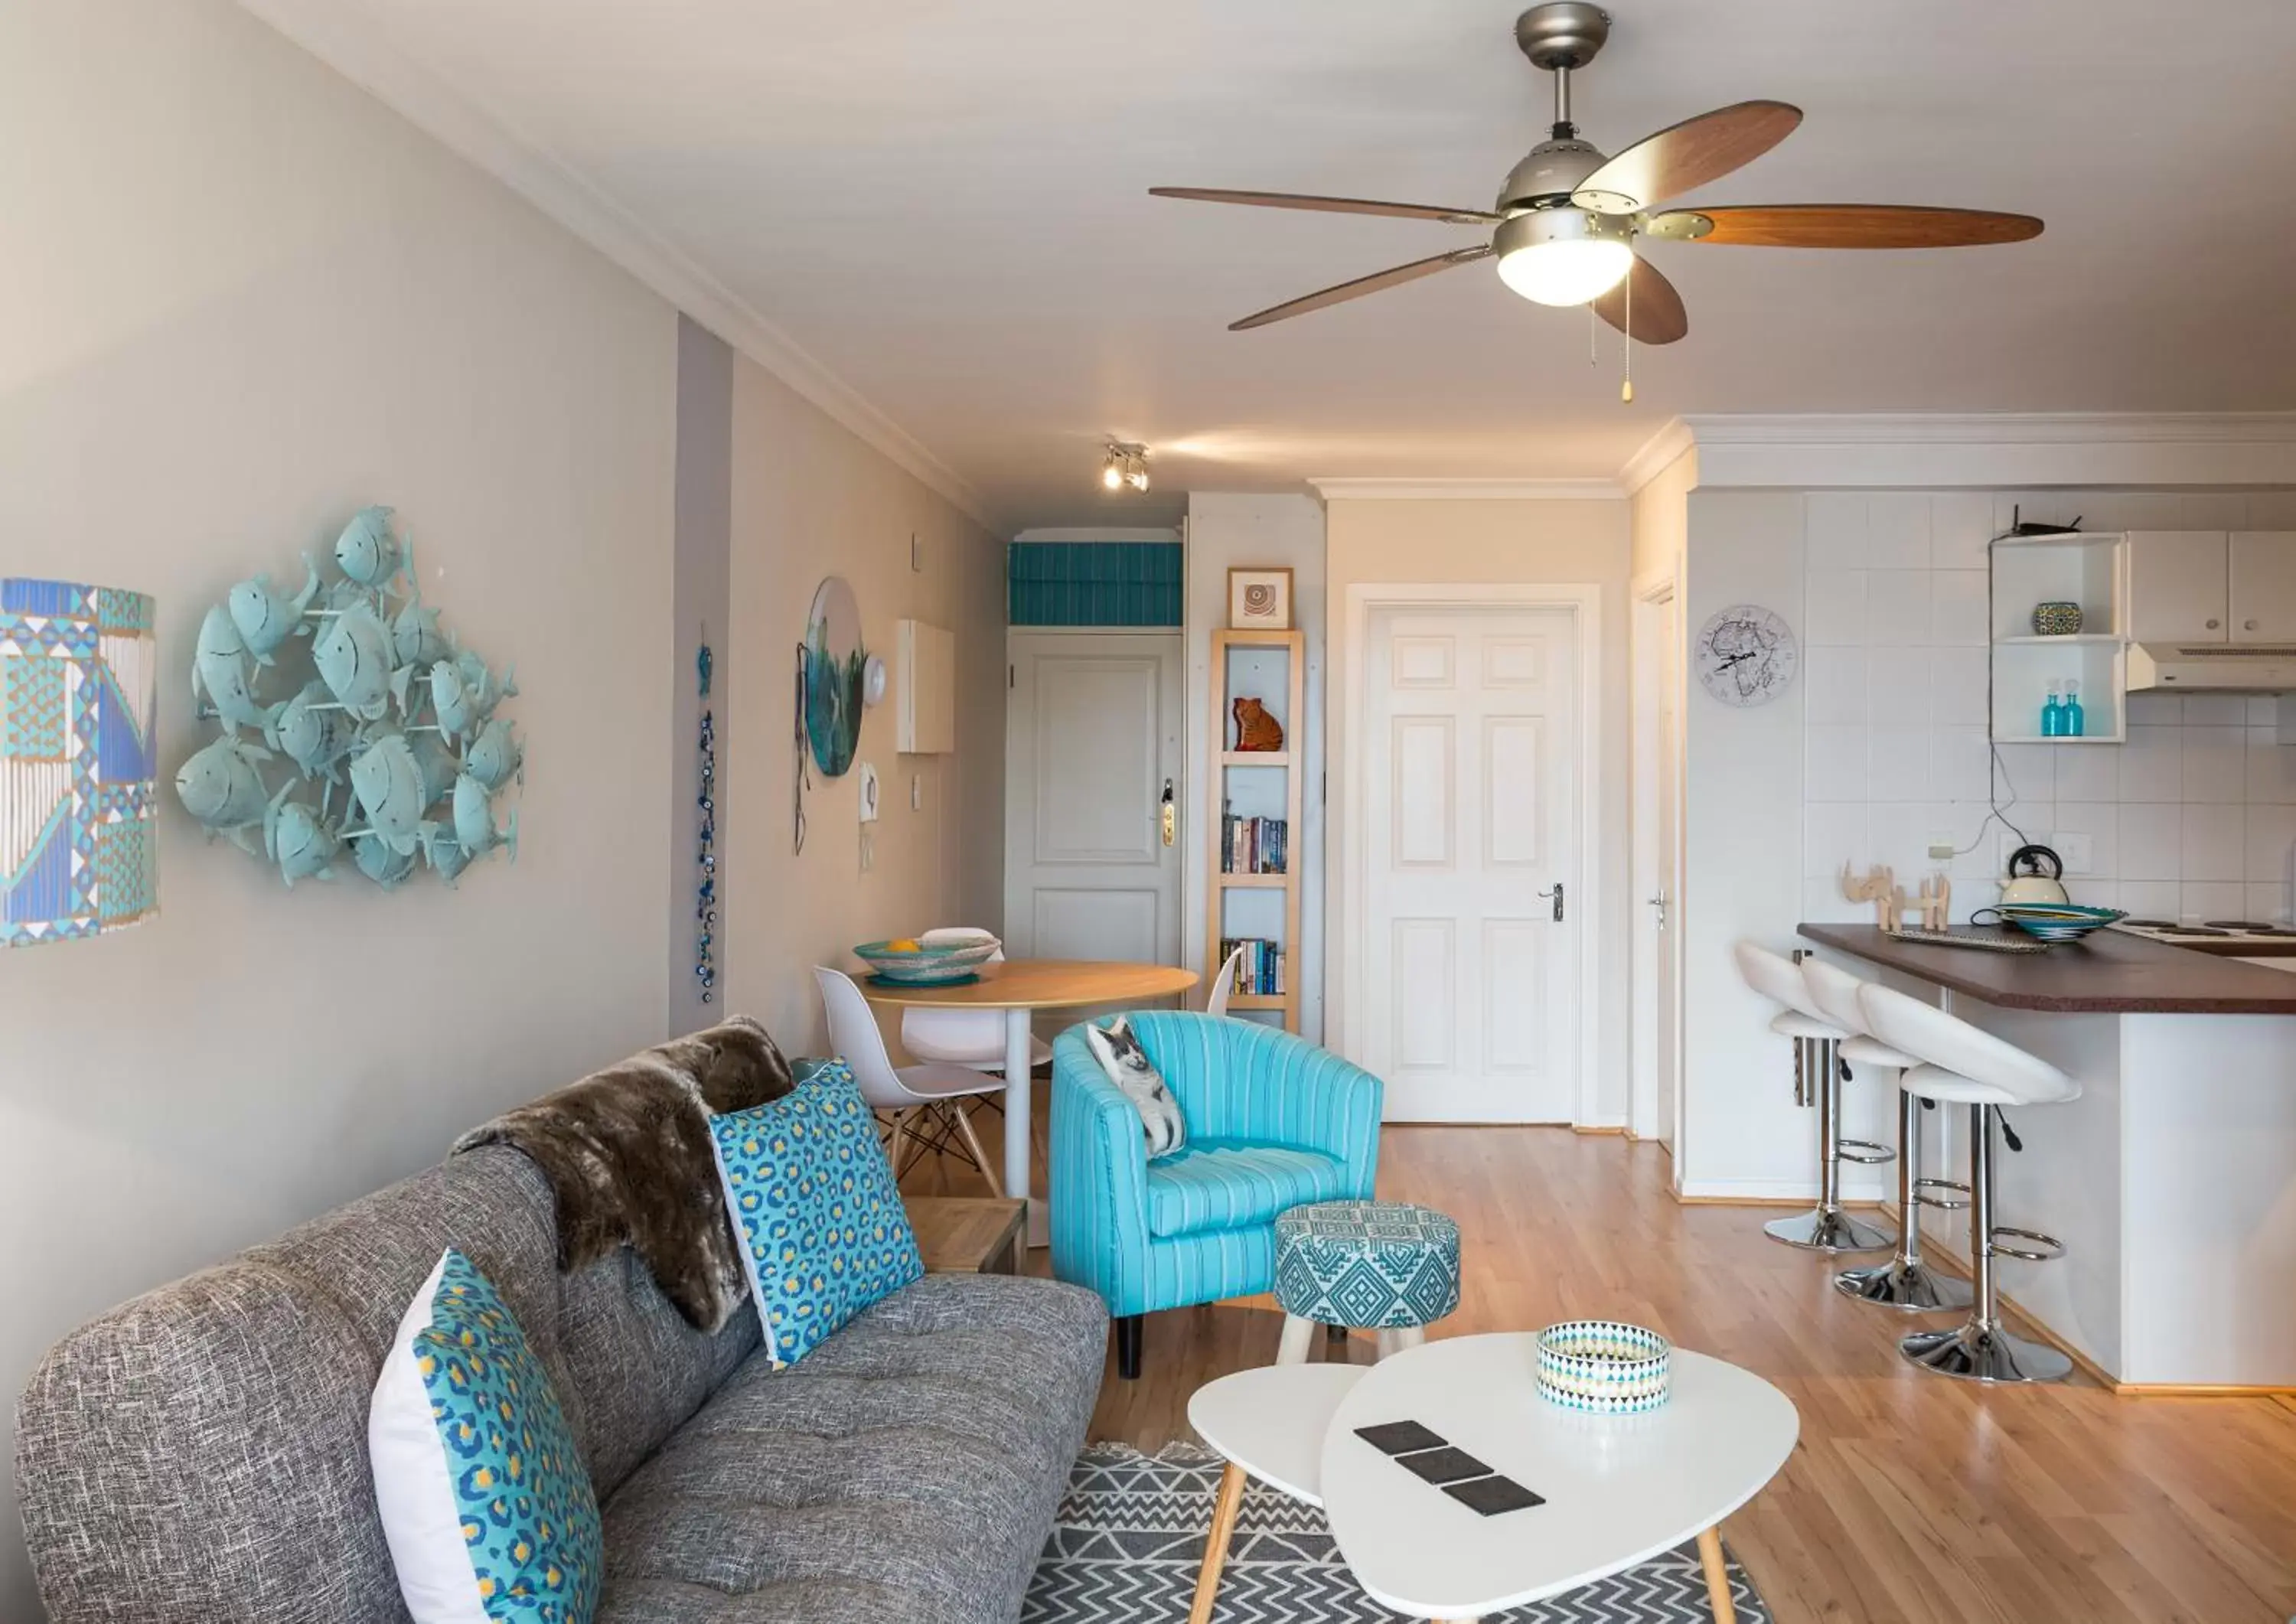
[1838,1138,1896,1166]
[1913,1177,1971,1211]
[1990,1225,2065,1264]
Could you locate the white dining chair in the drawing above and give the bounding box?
[896,927,1052,1074]
[1205,944,1246,1017]
[815,966,1008,1196]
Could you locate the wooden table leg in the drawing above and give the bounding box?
[1696,1525,1736,1623]
[1189,1461,1247,1624]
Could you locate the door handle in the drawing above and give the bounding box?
[1648,889,1667,929]
[1159,778,1175,847]
[1538,882,1565,922]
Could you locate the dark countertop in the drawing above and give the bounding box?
[1797,922,2296,1014]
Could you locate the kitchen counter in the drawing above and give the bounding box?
[1795,922,2296,1014]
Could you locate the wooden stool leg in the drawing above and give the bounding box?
[1696,1525,1736,1623]
[1276,1314,1316,1366]
[1189,1460,1247,1624]
[1375,1325,1425,1361]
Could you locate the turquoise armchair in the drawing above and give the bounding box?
[1049,1011,1384,1378]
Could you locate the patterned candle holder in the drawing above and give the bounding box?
[2030,601,2084,637]
[1536,1319,1672,1414]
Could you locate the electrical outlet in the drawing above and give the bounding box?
[2055,831,2093,874]
[1927,835,1957,860]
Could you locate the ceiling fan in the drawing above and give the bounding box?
[1151,2,2042,343]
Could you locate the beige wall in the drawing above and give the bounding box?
[723,358,1006,1054]
[0,2,678,1614]
[1631,448,1698,588]
[1325,497,1635,1122]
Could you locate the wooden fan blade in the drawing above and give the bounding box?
[1571,100,1803,214]
[1590,256,1688,345]
[1643,204,2045,248]
[1229,246,1495,330]
[1151,187,1501,226]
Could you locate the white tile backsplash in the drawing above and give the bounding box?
[1806,725,1869,801]
[2246,881,2292,925]
[2119,879,2182,919]
[1804,802,1869,879]
[1933,727,1993,801]
[1930,571,1991,645]
[2249,729,2296,804]
[2120,725,2182,801]
[1865,647,1930,729]
[2052,742,2119,802]
[1931,648,1991,726]
[1869,727,1932,803]
[1867,494,1933,570]
[1803,645,1867,726]
[2181,804,2245,882]
[2053,802,2118,878]
[1931,494,1994,570]
[1870,572,1932,645]
[2118,803,2183,881]
[2183,726,2249,802]
[1805,570,1870,646]
[2125,690,2183,724]
[1804,492,1869,570]
[2181,694,2249,726]
[2245,804,2296,883]
[2180,881,2248,922]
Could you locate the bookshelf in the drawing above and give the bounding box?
[1205,628,1305,1033]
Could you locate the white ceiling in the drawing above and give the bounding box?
[255,0,2296,530]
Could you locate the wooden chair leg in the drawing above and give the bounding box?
[1189,1459,1247,1624]
[950,1099,1006,1198]
[1697,1525,1736,1623]
[1276,1314,1316,1366]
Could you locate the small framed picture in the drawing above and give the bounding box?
[1228,567,1293,631]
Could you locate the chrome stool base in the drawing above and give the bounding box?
[1764,1207,1893,1253]
[1899,1320,2073,1384]
[1835,1257,1974,1312]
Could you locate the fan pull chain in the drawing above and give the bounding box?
[1589,303,1598,367]
[1620,266,1635,403]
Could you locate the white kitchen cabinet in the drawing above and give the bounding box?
[2125,531,2229,643]
[2229,533,2296,642]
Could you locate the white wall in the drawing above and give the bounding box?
[0,2,677,1614]
[723,357,1007,1054]
[1185,494,1327,1042]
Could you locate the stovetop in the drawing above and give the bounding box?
[2112,919,2296,954]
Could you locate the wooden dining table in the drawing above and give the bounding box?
[859,957,1199,1245]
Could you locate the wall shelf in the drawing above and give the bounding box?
[1991,533,2129,745]
[1207,627,1304,1034]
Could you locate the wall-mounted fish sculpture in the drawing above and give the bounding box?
[462,716,523,791]
[410,732,460,806]
[391,595,451,667]
[313,602,396,722]
[333,505,403,588]
[263,679,355,783]
[455,651,516,722]
[191,606,279,736]
[351,831,419,890]
[347,732,431,856]
[174,735,276,852]
[429,658,478,739]
[263,784,341,887]
[419,820,474,885]
[227,559,322,664]
[452,772,517,864]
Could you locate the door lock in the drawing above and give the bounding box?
[1648,888,1668,930]
[1159,778,1175,847]
[1538,882,1565,922]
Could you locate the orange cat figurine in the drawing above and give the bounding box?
[1232,697,1284,753]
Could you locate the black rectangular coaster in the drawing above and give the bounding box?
[1353,1420,1447,1456]
[1443,1474,1545,1516]
[1391,1446,1492,1485]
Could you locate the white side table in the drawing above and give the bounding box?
[1184,1362,1365,1624]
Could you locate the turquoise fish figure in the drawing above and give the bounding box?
[191,605,277,736]
[348,732,430,856]
[333,506,402,587]
[174,735,276,852]
[227,559,321,664]
[391,595,450,667]
[429,658,478,739]
[352,830,419,889]
[263,784,341,887]
[452,771,517,864]
[419,820,474,885]
[264,680,355,783]
[462,716,523,791]
[454,651,517,722]
[411,732,460,806]
[313,602,397,722]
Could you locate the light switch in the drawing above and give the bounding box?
[2054,831,2094,874]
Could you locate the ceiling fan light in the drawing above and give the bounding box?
[1492,207,1635,306]
[1102,464,1124,490]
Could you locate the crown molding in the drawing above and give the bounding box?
[1307,478,1625,502]
[236,0,993,530]
[1619,418,1697,496]
[1678,413,2296,490]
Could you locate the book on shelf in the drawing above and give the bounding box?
[1216,937,1289,998]
[1218,810,1288,876]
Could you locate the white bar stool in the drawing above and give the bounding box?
[1801,958,1973,1314]
[1732,942,1892,1254]
[1857,982,2082,1384]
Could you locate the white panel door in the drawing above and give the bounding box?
[2229,533,2296,642]
[1004,633,1182,965]
[1363,607,1580,1121]
[2126,531,2229,643]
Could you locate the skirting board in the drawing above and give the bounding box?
[1675,1179,1890,1204]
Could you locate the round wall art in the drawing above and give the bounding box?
[803,576,865,778]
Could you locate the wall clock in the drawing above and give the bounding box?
[1695,604,1799,707]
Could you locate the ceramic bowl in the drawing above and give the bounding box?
[853,938,1000,984]
[1535,1319,1671,1414]
[2031,601,2085,636]
[1994,902,2126,944]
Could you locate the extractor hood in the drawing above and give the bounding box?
[2128,642,2296,693]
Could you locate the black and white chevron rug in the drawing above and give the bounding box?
[1026,1443,1769,1623]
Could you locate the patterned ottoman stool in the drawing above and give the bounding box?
[1272,1199,1460,1364]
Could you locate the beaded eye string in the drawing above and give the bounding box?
[696,637,718,1005]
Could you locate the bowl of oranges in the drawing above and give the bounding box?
[852,934,1000,986]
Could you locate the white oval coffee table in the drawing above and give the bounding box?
[1323,1333,1799,1621]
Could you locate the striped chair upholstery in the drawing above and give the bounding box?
[1049,1012,1384,1376]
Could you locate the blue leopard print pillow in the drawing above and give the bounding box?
[370,1249,602,1624]
[709,1059,924,1368]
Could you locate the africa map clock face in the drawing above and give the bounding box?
[1696,605,1799,707]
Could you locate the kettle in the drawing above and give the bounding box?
[2001,843,2070,905]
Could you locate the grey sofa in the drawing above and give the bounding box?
[15,1142,1106,1624]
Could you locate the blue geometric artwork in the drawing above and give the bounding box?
[2,579,159,947]
[172,506,523,891]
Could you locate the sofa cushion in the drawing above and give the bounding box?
[1143,1140,1352,1239]
[596,1272,1106,1624]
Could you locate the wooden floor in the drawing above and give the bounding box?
[906,1121,2296,1623]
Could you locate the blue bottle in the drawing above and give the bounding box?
[2063,680,2085,738]
[2041,683,2064,738]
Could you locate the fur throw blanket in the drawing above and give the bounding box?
[455,1015,795,1333]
